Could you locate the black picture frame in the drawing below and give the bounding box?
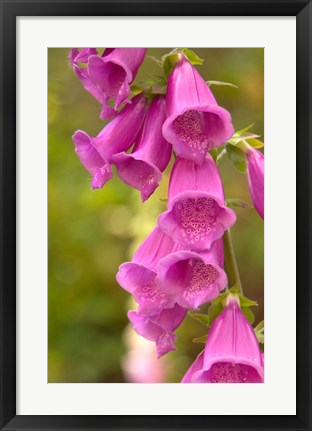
[0,1,311,430]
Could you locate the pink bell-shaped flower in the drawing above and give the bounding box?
[162,55,234,165]
[158,155,236,251]
[112,95,172,202]
[128,304,187,358]
[72,93,147,189]
[116,227,177,314]
[157,239,227,309]
[246,146,264,219]
[88,48,147,117]
[69,48,112,114]
[185,294,264,383]
[70,48,146,119]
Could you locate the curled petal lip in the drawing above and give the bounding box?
[193,356,264,383]
[163,104,234,137]
[157,249,224,280]
[162,105,234,165]
[158,190,236,250]
[116,262,175,314]
[91,164,113,189]
[157,250,227,309]
[112,151,162,202]
[127,304,186,358]
[166,190,227,212]
[72,129,112,189]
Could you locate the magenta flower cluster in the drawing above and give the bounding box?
[71,48,264,383]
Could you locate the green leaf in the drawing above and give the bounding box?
[246,138,264,149]
[233,123,255,136]
[182,48,204,65]
[254,321,264,344]
[230,132,261,145]
[207,80,238,89]
[209,148,218,163]
[238,294,258,308]
[193,334,208,344]
[216,148,227,165]
[226,199,252,209]
[225,143,246,163]
[225,143,247,173]
[241,306,255,324]
[254,320,264,332]
[189,312,210,326]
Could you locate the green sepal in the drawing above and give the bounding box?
[193,334,208,344]
[229,132,261,145]
[188,312,210,326]
[162,48,204,78]
[241,306,255,324]
[254,320,264,344]
[224,287,258,308]
[225,143,247,173]
[246,138,264,149]
[238,294,258,308]
[233,123,255,135]
[216,148,227,165]
[182,48,204,65]
[226,198,252,209]
[207,80,238,89]
[230,123,264,149]
[229,285,240,294]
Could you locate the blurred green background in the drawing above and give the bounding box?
[48,48,264,383]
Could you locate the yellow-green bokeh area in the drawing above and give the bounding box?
[48,48,264,383]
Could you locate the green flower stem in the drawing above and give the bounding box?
[223,229,243,294]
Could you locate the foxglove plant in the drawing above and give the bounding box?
[112,95,172,202]
[70,47,264,383]
[70,49,107,110]
[162,54,234,164]
[72,93,147,189]
[182,293,264,383]
[158,155,236,250]
[128,304,187,358]
[157,239,227,309]
[246,146,264,219]
[70,48,146,118]
[116,227,177,314]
